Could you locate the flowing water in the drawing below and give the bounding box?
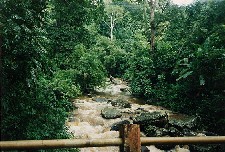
[66,79,190,152]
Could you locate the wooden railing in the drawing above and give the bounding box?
[1,125,225,151]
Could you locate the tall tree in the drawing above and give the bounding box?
[104,4,125,40]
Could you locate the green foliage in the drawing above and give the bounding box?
[76,52,106,92]
[124,36,155,97]
[1,0,106,147]
[173,47,225,133]
[1,0,78,142]
[50,70,81,99]
[46,0,107,93]
[125,40,179,103]
[23,76,74,140]
[92,35,128,77]
[104,48,128,77]
[123,0,225,135]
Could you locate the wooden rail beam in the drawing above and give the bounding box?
[141,136,225,145]
[1,136,225,151]
[0,138,122,150]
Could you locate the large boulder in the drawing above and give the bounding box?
[144,125,181,137]
[101,107,122,119]
[133,111,168,129]
[168,116,200,132]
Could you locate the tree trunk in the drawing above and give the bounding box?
[143,0,148,37]
[110,13,114,41]
[149,0,155,52]
[0,35,2,99]
[0,34,3,126]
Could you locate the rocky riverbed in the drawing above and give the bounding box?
[66,78,214,152]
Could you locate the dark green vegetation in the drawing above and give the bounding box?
[1,0,225,149]
[123,0,225,135]
[1,0,105,146]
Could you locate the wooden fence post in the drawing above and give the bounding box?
[120,124,141,152]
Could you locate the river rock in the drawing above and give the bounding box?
[133,111,168,129]
[141,146,150,152]
[110,120,131,131]
[112,78,122,85]
[101,107,122,119]
[109,98,131,108]
[146,128,177,150]
[190,144,223,152]
[92,97,109,103]
[145,125,181,137]
[68,116,76,122]
[169,116,199,131]
[120,87,127,92]
[144,125,159,136]
[87,93,92,97]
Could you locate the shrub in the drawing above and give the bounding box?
[76,53,106,93]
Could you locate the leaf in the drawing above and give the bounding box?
[199,75,205,86]
[176,71,193,81]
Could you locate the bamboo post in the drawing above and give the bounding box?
[120,124,141,152]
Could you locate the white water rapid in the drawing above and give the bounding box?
[66,78,190,152]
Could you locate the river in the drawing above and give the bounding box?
[66,78,190,152]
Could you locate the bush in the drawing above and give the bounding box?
[124,42,155,97]
[173,47,225,134]
[50,69,81,99]
[92,35,128,77]
[125,33,225,135]
[76,53,106,93]
[1,75,74,140]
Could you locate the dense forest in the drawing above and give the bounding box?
[1,0,225,150]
